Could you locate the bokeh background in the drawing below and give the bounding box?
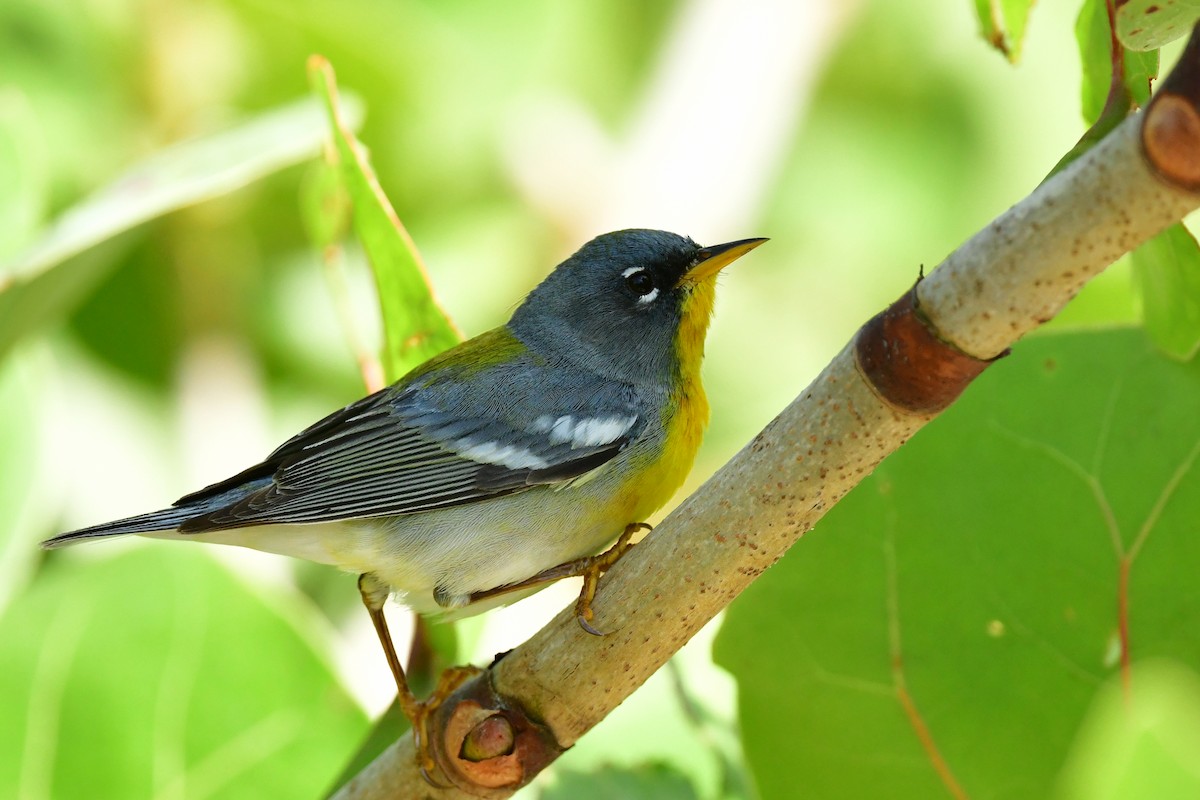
[0,0,1165,797]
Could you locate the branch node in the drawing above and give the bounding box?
[855,281,1000,414]
[430,670,563,796]
[461,714,515,762]
[1142,21,1200,191]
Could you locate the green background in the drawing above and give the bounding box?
[3,0,1198,797]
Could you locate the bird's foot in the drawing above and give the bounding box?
[404,664,485,786]
[574,522,650,635]
[464,521,652,635]
[358,573,483,786]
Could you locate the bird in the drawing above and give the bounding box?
[43,228,765,778]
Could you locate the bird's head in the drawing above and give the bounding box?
[510,229,766,385]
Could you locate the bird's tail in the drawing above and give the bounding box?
[42,507,200,549]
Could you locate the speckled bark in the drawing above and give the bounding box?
[917,111,1199,361]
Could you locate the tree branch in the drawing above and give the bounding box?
[331,25,1200,800]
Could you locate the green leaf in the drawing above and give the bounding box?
[325,618,459,797]
[0,548,368,799]
[308,57,462,383]
[1132,223,1200,361]
[1048,0,1158,179]
[1057,661,1200,799]
[715,328,1200,799]
[539,763,701,800]
[0,93,46,262]
[0,357,40,616]
[1076,0,1161,125]
[0,96,362,364]
[1078,0,1117,125]
[1124,47,1160,109]
[973,0,1036,62]
[1116,0,1200,51]
[301,158,353,254]
[325,700,410,798]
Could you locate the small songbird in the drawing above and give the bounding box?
[43,228,765,775]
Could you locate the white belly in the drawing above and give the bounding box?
[155,483,626,618]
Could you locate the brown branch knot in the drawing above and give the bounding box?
[429,669,563,796]
[855,279,1002,415]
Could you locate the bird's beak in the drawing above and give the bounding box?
[682,237,768,284]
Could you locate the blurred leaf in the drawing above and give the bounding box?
[974,0,1035,61]
[540,762,701,800]
[325,617,461,797]
[0,357,40,615]
[308,56,463,382]
[66,235,186,386]
[1076,0,1160,125]
[0,96,363,363]
[1125,48,1160,107]
[1116,0,1200,51]
[301,158,353,253]
[325,699,410,798]
[1040,260,1137,329]
[1044,102,1126,182]
[1047,0,1157,179]
[0,548,367,799]
[1132,223,1200,361]
[715,328,1200,799]
[1077,0,1114,115]
[1056,660,1200,800]
[0,91,46,262]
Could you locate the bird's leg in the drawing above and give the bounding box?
[358,574,417,715]
[358,574,479,786]
[572,522,644,635]
[467,522,650,635]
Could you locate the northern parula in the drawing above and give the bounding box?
[44,228,765,771]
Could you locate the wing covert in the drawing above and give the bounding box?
[177,357,645,532]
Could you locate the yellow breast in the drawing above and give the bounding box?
[618,276,716,521]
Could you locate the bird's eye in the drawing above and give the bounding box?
[624,269,656,296]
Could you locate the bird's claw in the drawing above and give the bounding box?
[576,610,605,636]
[571,522,650,636]
[406,664,483,787]
[415,726,451,788]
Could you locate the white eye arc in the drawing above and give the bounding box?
[621,267,659,304]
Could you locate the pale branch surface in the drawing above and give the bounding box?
[332,30,1200,800]
[920,112,1200,360]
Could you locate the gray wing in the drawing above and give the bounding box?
[177,359,645,533]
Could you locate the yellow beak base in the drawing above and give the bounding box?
[682,237,768,284]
